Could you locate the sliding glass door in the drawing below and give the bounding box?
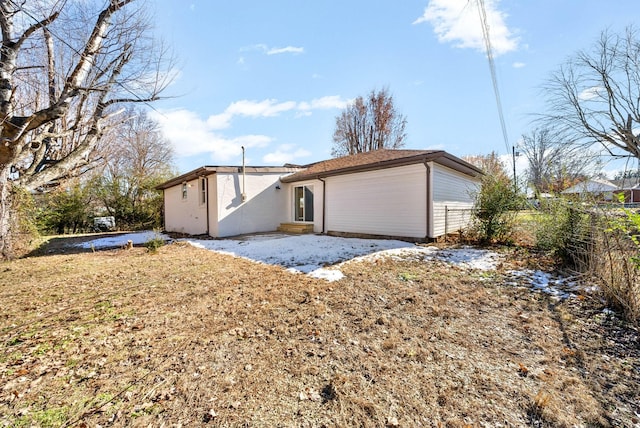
[294,186,314,222]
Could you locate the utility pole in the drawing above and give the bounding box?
[512,145,519,193]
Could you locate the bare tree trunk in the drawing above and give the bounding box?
[0,0,173,257]
[0,167,12,259]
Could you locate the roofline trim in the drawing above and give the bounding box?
[156,166,303,190]
[280,151,483,183]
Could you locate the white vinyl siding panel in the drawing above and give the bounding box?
[325,164,427,238]
[431,164,480,237]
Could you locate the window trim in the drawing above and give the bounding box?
[199,177,207,205]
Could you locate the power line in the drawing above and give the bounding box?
[475,0,511,156]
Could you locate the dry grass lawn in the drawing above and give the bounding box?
[1,240,639,427]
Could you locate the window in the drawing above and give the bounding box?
[182,182,187,200]
[200,177,207,205]
[294,185,314,222]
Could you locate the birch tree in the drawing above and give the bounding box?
[0,0,173,257]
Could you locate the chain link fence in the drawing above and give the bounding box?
[520,203,639,322]
[444,202,639,322]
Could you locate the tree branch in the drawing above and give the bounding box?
[14,10,60,50]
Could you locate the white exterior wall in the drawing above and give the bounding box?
[325,164,427,238]
[206,175,218,237]
[215,172,288,237]
[284,179,324,233]
[431,163,480,237]
[163,178,208,235]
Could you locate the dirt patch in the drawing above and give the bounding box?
[1,243,638,426]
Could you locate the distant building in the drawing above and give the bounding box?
[561,178,619,201]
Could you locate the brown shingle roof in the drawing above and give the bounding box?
[280,149,483,183]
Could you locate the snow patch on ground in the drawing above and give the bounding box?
[504,269,585,300]
[72,232,594,301]
[344,245,501,272]
[74,232,502,280]
[182,235,504,281]
[307,268,345,282]
[183,234,416,279]
[74,231,169,249]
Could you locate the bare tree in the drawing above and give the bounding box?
[331,88,407,157]
[0,0,173,257]
[94,107,174,228]
[520,128,601,194]
[462,152,510,181]
[103,107,174,181]
[541,26,640,161]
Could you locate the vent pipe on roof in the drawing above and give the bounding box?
[241,146,247,202]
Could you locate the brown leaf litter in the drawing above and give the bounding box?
[1,241,638,427]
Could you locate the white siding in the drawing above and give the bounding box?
[325,164,427,238]
[431,163,480,237]
[215,172,288,237]
[163,178,208,235]
[207,175,218,237]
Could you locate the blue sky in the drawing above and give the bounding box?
[148,0,640,176]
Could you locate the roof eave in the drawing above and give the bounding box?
[281,151,483,183]
[155,166,216,190]
[156,166,304,190]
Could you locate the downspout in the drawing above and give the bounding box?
[319,177,326,234]
[424,162,432,241]
[162,189,167,232]
[204,176,210,236]
[241,146,247,202]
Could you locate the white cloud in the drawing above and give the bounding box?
[499,152,528,175]
[512,61,525,68]
[267,46,304,55]
[262,144,312,164]
[148,109,273,161]
[414,0,518,56]
[226,99,298,117]
[425,143,445,151]
[210,95,351,128]
[579,86,604,101]
[240,44,304,56]
[229,134,272,148]
[149,95,349,163]
[206,112,233,130]
[298,95,351,111]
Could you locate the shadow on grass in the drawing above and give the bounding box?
[24,232,141,258]
[547,299,640,426]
